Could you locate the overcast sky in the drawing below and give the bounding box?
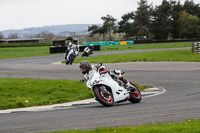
[0,0,199,31]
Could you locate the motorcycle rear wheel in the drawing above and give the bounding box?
[94,86,114,107]
[128,83,142,103]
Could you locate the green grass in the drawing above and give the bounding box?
[49,119,200,133]
[0,42,192,59]
[0,78,92,110]
[0,78,148,110]
[101,42,191,51]
[74,49,200,63]
[0,46,54,59]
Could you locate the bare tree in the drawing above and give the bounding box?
[35,31,56,42]
[8,33,19,39]
[0,32,4,39]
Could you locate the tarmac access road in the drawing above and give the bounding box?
[0,47,200,133]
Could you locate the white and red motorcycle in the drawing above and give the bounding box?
[80,63,142,107]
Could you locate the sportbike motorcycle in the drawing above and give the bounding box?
[65,48,78,65]
[82,46,93,57]
[80,63,142,107]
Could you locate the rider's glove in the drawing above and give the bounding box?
[80,79,85,83]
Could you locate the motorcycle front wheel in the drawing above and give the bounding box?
[69,55,75,65]
[82,52,86,57]
[94,86,114,107]
[65,60,69,65]
[128,82,142,103]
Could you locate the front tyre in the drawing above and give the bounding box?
[93,86,114,107]
[65,60,69,65]
[69,55,75,65]
[128,83,142,103]
[82,52,86,57]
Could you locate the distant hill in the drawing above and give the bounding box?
[1,24,102,38]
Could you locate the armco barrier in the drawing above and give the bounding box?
[49,45,100,54]
[83,39,200,46]
[120,41,127,45]
[85,41,134,46]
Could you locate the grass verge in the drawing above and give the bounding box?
[0,42,191,59]
[0,46,54,59]
[0,78,148,110]
[49,119,200,133]
[0,78,91,110]
[74,49,200,63]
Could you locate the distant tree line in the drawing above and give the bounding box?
[0,32,4,39]
[88,0,200,41]
[0,31,58,42]
[1,0,199,42]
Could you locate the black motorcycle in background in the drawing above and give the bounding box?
[82,44,94,57]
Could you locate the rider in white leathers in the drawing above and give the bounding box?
[79,61,134,90]
[89,44,94,54]
[65,39,79,61]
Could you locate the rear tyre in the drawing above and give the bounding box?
[128,82,142,103]
[93,86,114,107]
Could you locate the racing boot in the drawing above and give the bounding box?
[125,82,137,92]
[119,76,136,92]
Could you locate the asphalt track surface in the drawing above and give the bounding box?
[0,47,200,133]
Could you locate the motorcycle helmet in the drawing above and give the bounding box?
[90,44,94,48]
[79,61,91,74]
[99,66,105,71]
[73,38,78,44]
